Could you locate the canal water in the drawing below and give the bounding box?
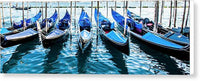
[0,2,190,74]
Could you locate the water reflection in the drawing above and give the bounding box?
[130,37,187,74]
[101,36,128,74]
[2,39,40,73]
[76,44,92,74]
[42,36,68,73]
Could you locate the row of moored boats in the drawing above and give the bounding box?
[0,8,190,60]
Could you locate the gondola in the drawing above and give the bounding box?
[127,9,189,46]
[94,8,129,54]
[0,10,57,48]
[41,10,70,47]
[7,10,41,30]
[78,9,92,52]
[15,7,31,10]
[111,9,189,59]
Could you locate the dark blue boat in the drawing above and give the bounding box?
[42,10,70,47]
[78,9,92,52]
[127,9,189,46]
[94,8,129,54]
[111,9,189,60]
[41,10,58,30]
[7,10,42,30]
[0,10,58,48]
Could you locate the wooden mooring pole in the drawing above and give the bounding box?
[9,3,12,25]
[169,0,173,28]
[153,1,159,33]
[185,0,190,27]
[91,1,93,22]
[115,1,116,11]
[124,1,128,36]
[58,2,60,20]
[22,1,26,30]
[0,3,2,28]
[45,2,48,32]
[27,2,29,19]
[70,1,72,35]
[160,1,164,24]
[41,2,43,20]
[96,1,100,51]
[1,3,4,24]
[181,0,187,33]
[74,1,76,27]
[174,0,177,28]
[140,1,142,16]
[106,1,108,18]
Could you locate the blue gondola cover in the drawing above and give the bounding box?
[142,32,183,48]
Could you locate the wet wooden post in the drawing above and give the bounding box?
[181,0,187,33]
[115,1,116,11]
[96,1,100,51]
[123,1,125,16]
[106,1,108,18]
[153,1,159,33]
[58,2,60,20]
[22,1,26,30]
[41,2,43,20]
[27,2,29,19]
[174,0,177,28]
[124,1,128,36]
[45,2,48,32]
[0,3,2,28]
[140,1,142,16]
[9,3,12,25]
[70,1,72,35]
[160,1,164,24]
[168,0,173,27]
[74,1,76,27]
[185,0,190,27]
[91,1,93,22]
[1,3,4,24]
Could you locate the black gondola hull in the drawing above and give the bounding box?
[1,34,38,48]
[100,33,130,55]
[42,32,69,48]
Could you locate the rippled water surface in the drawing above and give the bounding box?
[0,2,190,74]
